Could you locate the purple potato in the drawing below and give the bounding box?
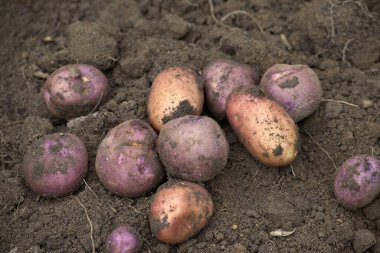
[44,64,109,119]
[105,225,140,253]
[203,59,258,120]
[23,133,88,197]
[334,155,380,210]
[259,64,322,122]
[96,120,163,197]
[157,115,229,182]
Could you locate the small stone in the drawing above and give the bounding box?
[361,99,374,109]
[353,229,376,253]
[196,242,207,249]
[232,224,238,230]
[204,230,214,241]
[324,101,343,119]
[33,70,49,79]
[214,231,225,241]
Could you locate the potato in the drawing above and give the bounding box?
[203,59,258,120]
[105,225,140,253]
[226,86,299,166]
[44,64,109,119]
[334,155,380,210]
[157,115,229,182]
[149,180,214,244]
[147,67,204,131]
[259,64,322,122]
[96,120,164,197]
[23,133,87,197]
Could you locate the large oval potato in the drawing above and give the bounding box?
[157,115,229,182]
[147,67,204,131]
[149,180,214,244]
[226,86,299,166]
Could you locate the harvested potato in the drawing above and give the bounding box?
[149,180,214,244]
[334,154,380,210]
[157,115,229,182]
[147,67,204,131]
[226,86,299,166]
[203,59,258,120]
[96,120,164,197]
[259,64,322,122]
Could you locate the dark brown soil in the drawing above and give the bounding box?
[1,0,379,252]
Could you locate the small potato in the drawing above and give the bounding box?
[149,180,214,244]
[226,86,299,166]
[105,225,140,253]
[157,115,229,182]
[23,133,87,197]
[147,67,204,131]
[96,120,164,198]
[334,155,380,210]
[259,64,322,122]
[203,59,259,120]
[44,64,109,119]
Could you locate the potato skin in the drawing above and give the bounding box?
[44,64,109,119]
[147,67,204,131]
[203,59,258,120]
[226,86,299,166]
[23,133,88,197]
[149,180,214,244]
[157,115,229,182]
[105,225,140,253]
[334,155,380,210]
[96,120,164,198]
[259,64,322,122]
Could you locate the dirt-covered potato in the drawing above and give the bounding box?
[334,155,380,210]
[96,119,164,198]
[259,64,322,122]
[105,225,140,253]
[203,59,258,120]
[147,67,204,131]
[23,133,88,197]
[226,86,299,166]
[44,64,109,119]
[149,180,214,244]
[157,115,229,182]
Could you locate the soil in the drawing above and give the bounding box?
[0,0,379,252]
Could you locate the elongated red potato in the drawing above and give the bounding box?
[149,181,214,244]
[226,86,299,166]
[147,67,204,131]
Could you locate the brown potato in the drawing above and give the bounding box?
[226,86,299,166]
[147,67,204,131]
[149,180,214,244]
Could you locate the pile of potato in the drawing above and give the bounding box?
[22,59,380,251]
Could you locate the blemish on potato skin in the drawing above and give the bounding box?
[279,76,299,88]
[161,100,195,124]
[150,213,170,235]
[341,163,361,191]
[272,145,283,156]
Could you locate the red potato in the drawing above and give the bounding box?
[44,64,109,119]
[147,67,204,131]
[226,86,299,166]
[149,181,214,244]
[96,120,163,198]
[260,64,322,122]
[23,133,87,197]
[157,115,229,182]
[203,59,259,120]
[105,225,140,253]
[334,155,380,210]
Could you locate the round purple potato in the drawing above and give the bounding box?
[259,64,322,122]
[334,155,380,210]
[203,59,258,120]
[96,119,164,197]
[157,115,229,182]
[44,64,109,119]
[105,225,140,253]
[23,133,88,197]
